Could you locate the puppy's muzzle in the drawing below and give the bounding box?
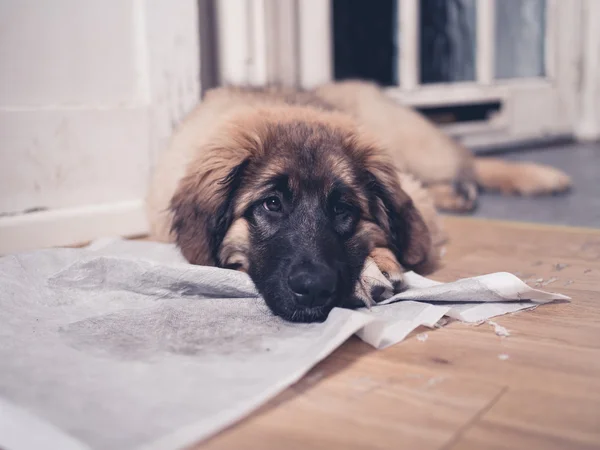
[288,262,337,308]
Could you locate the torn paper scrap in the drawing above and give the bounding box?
[355,301,450,349]
[444,301,537,323]
[381,271,570,305]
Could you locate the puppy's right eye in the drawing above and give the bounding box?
[332,202,350,216]
[263,196,282,212]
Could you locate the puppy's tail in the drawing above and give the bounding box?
[473,157,572,196]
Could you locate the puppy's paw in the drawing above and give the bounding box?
[352,249,406,308]
[428,181,478,213]
[505,163,571,196]
[370,247,406,294]
[352,257,394,308]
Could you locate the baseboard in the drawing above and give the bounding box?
[0,200,149,254]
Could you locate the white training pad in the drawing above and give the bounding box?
[0,239,569,450]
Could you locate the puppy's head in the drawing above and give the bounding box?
[170,107,432,322]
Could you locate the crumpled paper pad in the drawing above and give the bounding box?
[0,239,569,450]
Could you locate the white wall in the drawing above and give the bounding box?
[0,0,200,252]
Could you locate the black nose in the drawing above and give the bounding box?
[288,263,337,307]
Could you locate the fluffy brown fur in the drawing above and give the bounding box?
[146,80,571,320]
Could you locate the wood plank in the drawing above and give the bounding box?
[202,342,505,450]
[449,389,600,450]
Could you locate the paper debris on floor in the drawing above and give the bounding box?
[0,239,570,450]
[416,332,429,342]
[488,320,510,337]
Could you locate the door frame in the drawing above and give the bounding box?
[214,0,600,147]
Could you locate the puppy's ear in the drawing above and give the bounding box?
[170,158,249,266]
[366,161,433,272]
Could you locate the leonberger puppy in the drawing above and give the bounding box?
[146,80,570,322]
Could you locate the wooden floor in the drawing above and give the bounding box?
[195,216,600,450]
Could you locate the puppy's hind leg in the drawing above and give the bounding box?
[474,157,571,196]
[427,180,478,213]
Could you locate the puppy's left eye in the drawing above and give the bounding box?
[263,196,282,212]
[333,202,351,215]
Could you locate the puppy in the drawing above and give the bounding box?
[146,81,570,322]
